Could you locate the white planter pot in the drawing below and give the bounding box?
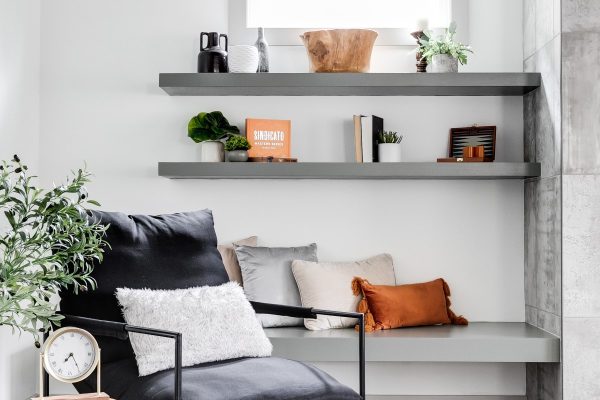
[378,143,402,162]
[431,54,458,73]
[228,45,259,73]
[199,141,225,162]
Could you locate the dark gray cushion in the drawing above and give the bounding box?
[76,356,360,400]
[60,210,229,363]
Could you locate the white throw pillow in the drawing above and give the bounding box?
[292,254,396,330]
[116,282,272,376]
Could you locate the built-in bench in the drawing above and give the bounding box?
[264,322,559,363]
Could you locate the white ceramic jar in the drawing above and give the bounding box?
[228,45,259,73]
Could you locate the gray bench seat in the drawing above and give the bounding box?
[265,322,559,363]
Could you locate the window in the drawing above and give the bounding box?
[228,0,468,46]
[246,0,451,30]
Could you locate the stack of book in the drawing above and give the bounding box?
[353,115,383,163]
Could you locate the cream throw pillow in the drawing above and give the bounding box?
[292,254,396,330]
[217,236,258,285]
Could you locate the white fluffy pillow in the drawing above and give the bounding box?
[116,282,272,376]
[292,254,396,330]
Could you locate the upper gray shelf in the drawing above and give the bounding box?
[265,323,560,363]
[159,72,540,96]
[158,162,541,180]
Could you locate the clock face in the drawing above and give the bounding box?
[43,328,99,382]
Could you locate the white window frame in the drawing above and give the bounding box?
[228,0,469,46]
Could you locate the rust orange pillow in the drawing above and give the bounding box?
[352,277,467,332]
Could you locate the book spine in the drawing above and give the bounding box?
[353,115,363,163]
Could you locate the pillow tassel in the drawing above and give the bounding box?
[442,279,468,326]
[352,277,376,332]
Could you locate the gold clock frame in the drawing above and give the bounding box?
[40,326,102,394]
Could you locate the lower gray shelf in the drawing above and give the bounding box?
[264,323,559,363]
[158,162,541,180]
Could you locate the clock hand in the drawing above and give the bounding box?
[66,353,81,372]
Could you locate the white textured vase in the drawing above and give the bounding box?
[228,45,259,73]
[199,141,225,162]
[431,54,459,73]
[378,143,402,162]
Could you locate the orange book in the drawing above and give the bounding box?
[245,118,291,158]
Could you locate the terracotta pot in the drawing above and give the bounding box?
[300,29,378,73]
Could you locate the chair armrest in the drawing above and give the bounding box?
[250,302,366,399]
[60,315,183,400]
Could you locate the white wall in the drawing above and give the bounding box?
[0,0,525,396]
[0,0,41,399]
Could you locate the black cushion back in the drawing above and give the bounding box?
[59,209,229,363]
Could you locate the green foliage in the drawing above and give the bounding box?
[188,111,240,143]
[378,131,403,144]
[0,156,108,343]
[225,135,252,151]
[419,22,473,65]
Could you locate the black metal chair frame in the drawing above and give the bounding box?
[44,301,366,400]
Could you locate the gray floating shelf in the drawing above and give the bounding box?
[158,162,541,180]
[159,72,540,96]
[264,323,560,363]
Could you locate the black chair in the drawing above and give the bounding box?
[55,210,365,400]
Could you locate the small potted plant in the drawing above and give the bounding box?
[188,111,240,162]
[225,135,252,162]
[419,22,472,73]
[378,131,404,162]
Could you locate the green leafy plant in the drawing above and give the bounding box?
[0,156,108,344]
[225,135,252,152]
[378,131,403,144]
[188,111,240,143]
[419,22,473,65]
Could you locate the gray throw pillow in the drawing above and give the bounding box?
[234,243,318,327]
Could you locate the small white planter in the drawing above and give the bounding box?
[378,143,402,162]
[199,141,225,162]
[431,54,459,73]
[228,45,259,73]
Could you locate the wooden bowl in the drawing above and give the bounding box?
[300,29,378,73]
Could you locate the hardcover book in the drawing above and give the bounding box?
[353,115,384,163]
[246,118,291,159]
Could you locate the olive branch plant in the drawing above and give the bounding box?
[0,156,108,345]
[419,22,473,65]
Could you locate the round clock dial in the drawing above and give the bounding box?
[43,327,99,383]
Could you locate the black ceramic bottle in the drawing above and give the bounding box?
[198,32,228,73]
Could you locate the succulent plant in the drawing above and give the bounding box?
[378,131,403,144]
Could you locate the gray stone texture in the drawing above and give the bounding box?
[562,31,600,175]
[563,175,600,317]
[563,318,600,400]
[524,1,563,399]
[524,0,537,59]
[524,177,562,315]
[537,0,556,48]
[563,0,600,32]
[560,2,600,400]
[523,37,561,178]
